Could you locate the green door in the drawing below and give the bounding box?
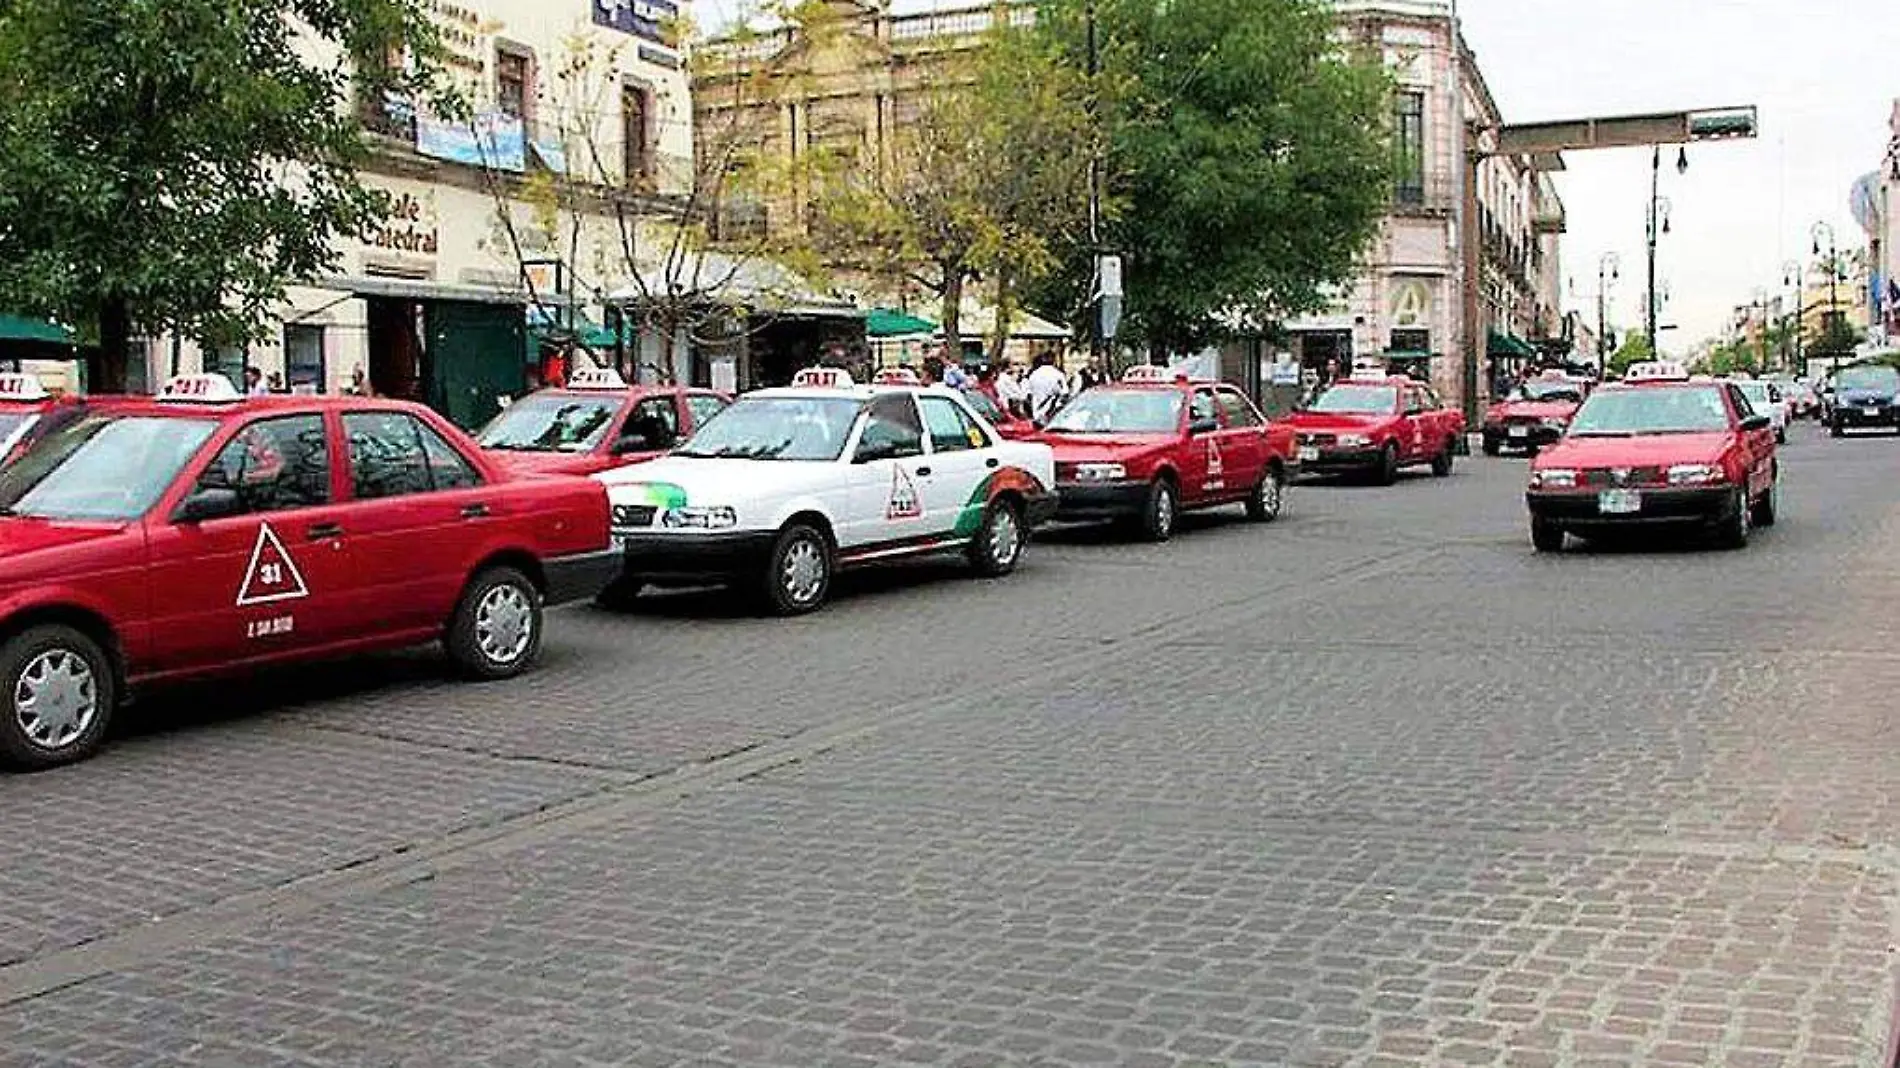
[424,301,526,430]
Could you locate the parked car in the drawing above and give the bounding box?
[1825,363,1900,437]
[476,367,730,476]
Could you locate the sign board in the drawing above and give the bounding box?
[567,367,629,391]
[872,368,921,386]
[416,113,525,172]
[1122,365,1171,383]
[0,373,49,401]
[792,367,855,389]
[159,374,242,402]
[594,0,679,47]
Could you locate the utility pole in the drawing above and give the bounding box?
[1645,146,1686,355]
[1084,0,1106,366]
[1597,252,1619,367]
[1782,259,1803,373]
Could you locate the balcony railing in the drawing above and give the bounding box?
[1391,170,1453,215]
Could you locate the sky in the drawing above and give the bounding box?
[691,0,1899,353]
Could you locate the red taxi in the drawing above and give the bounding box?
[1481,371,1590,455]
[0,374,616,770]
[475,367,731,477]
[957,387,1037,440]
[1526,361,1778,552]
[1034,365,1297,541]
[0,373,90,467]
[1288,375,1465,484]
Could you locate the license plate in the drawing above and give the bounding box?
[1298,445,1319,462]
[1508,425,1529,438]
[1598,489,1641,515]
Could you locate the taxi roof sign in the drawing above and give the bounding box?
[872,368,922,386]
[0,372,49,401]
[1121,365,1178,384]
[791,366,855,389]
[158,373,243,402]
[1623,360,1690,383]
[566,366,629,391]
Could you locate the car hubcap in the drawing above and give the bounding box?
[1261,476,1283,517]
[1156,489,1174,533]
[783,538,826,604]
[990,509,1021,565]
[475,585,535,665]
[16,649,97,751]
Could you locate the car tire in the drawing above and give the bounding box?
[593,575,646,612]
[1831,418,1845,438]
[1751,476,1779,528]
[1376,443,1400,486]
[758,522,832,616]
[0,625,116,771]
[1430,443,1453,478]
[446,566,544,680]
[967,499,1027,577]
[1530,519,1565,553]
[1245,465,1286,522]
[1139,479,1178,542]
[1715,489,1751,550]
[1775,427,1786,445]
[1481,436,1501,457]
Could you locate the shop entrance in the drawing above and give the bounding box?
[364,296,527,429]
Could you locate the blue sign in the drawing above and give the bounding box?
[594,0,678,46]
[416,113,525,172]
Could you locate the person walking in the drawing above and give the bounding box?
[1027,352,1068,426]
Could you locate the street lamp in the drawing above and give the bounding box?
[1781,258,1803,372]
[1646,146,1687,354]
[1811,221,1840,344]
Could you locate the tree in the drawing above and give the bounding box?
[1809,312,1863,360]
[1027,0,1395,356]
[1608,332,1654,377]
[0,0,445,390]
[817,20,1094,362]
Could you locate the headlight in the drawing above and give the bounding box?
[1541,417,1569,430]
[1338,433,1373,448]
[660,506,738,529]
[1073,462,1127,482]
[1530,468,1578,489]
[1666,463,1724,486]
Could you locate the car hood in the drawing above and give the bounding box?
[486,449,628,478]
[1037,432,1175,459]
[1537,432,1730,468]
[0,516,129,578]
[1487,400,1577,422]
[1287,412,1395,433]
[595,455,841,505]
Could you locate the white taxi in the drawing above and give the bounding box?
[594,368,1059,614]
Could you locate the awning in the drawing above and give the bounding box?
[1488,329,1536,359]
[0,315,74,345]
[527,306,621,348]
[867,308,936,338]
[1383,349,1432,361]
[319,274,533,306]
[607,252,861,319]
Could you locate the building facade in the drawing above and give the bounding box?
[1867,99,1900,348]
[136,0,695,427]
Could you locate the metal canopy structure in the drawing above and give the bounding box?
[1496,106,1759,171]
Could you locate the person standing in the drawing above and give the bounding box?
[1072,355,1107,393]
[1027,352,1068,426]
[996,362,1028,417]
[243,366,269,396]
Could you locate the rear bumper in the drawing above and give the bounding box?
[1056,480,1149,520]
[542,548,624,606]
[1527,486,1733,528]
[1833,404,1899,426]
[615,530,779,582]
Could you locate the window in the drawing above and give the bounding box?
[1727,384,1755,420]
[919,396,989,453]
[1404,387,1429,414]
[199,415,331,514]
[1391,328,1431,352]
[686,393,729,430]
[284,324,325,394]
[622,84,652,183]
[1189,389,1219,425]
[1215,389,1262,428]
[496,50,530,120]
[623,397,680,451]
[0,415,216,522]
[210,345,247,389]
[854,394,925,461]
[344,412,482,500]
[1394,91,1426,205]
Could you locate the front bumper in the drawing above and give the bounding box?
[542,548,624,606]
[1527,486,1734,528]
[1485,424,1563,449]
[614,529,779,582]
[1298,447,1382,472]
[1056,480,1150,520]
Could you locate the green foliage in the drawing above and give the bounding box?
[0,0,445,386]
[1809,313,1863,358]
[1607,332,1654,377]
[1027,0,1396,352]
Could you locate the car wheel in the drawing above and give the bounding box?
[759,522,832,616]
[1831,418,1845,438]
[1481,436,1500,457]
[1751,476,1779,528]
[0,625,116,771]
[1140,479,1178,542]
[592,575,646,612]
[1775,427,1786,445]
[967,499,1026,577]
[1715,489,1751,550]
[1245,465,1285,522]
[446,567,544,680]
[1430,443,1453,478]
[1376,443,1399,486]
[1530,519,1565,553]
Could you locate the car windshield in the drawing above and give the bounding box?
[1567,385,1731,437]
[1516,381,1584,403]
[1835,365,1899,392]
[1309,384,1398,414]
[0,414,216,520]
[1045,389,1184,433]
[477,394,621,453]
[0,411,40,455]
[672,396,863,461]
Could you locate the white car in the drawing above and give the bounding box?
[594,368,1059,614]
[1733,379,1789,443]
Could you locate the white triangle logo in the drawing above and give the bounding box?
[887,466,923,520]
[236,522,311,606]
[1207,438,1224,477]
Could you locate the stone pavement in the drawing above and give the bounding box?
[2,425,1898,1066]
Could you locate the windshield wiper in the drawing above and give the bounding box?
[1570,430,1635,438]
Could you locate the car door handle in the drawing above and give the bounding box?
[306,522,343,541]
[461,503,490,519]
[915,466,933,477]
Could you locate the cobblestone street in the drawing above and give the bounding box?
[4,426,1899,1067]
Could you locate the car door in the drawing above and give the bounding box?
[334,409,493,639]
[842,393,939,552]
[1180,388,1219,505]
[1213,387,1268,500]
[1398,385,1431,461]
[916,393,996,537]
[1726,384,1774,492]
[143,412,357,673]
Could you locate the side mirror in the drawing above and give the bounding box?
[174,486,243,524]
[854,438,899,464]
[1188,416,1219,436]
[1741,414,1771,432]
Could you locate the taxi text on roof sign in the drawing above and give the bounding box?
[158,373,243,402]
[0,373,49,401]
[1624,360,1690,383]
[1121,365,1174,383]
[792,367,855,389]
[873,368,922,386]
[567,366,630,391]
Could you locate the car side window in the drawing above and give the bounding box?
[919,395,990,452]
[855,394,925,461]
[344,411,481,500]
[1215,389,1262,428]
[686,393,728,429]
[196,414,330,515]
[625,397,680,451]
[1727,384,1755,420]
[1404,387,1427,414]
[1420,386,1444,410]
[1190,389,1220,426]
